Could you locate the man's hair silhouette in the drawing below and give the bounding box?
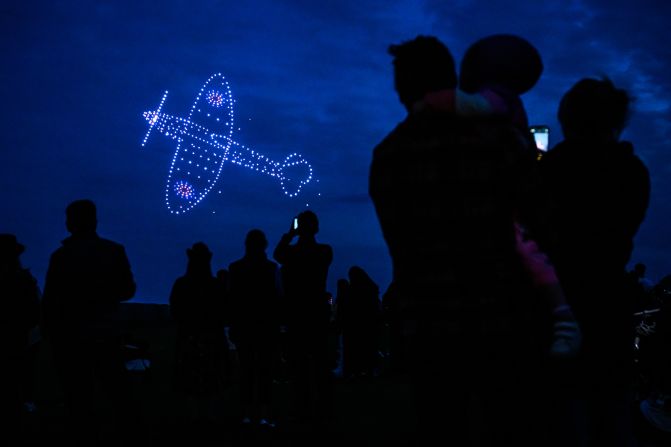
[558,77,630,140]
[388,35,457,111]
[245,229,268,252]
[296,210,319,236]
[65,199,97,234]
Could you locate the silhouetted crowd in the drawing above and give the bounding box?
[2,33,670,446]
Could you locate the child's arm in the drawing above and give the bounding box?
[420,88,510,117]
[514,221,582,358]
[514,221,560,290]
[456,89,509,116]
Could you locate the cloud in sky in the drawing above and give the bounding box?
[1,0,670,301]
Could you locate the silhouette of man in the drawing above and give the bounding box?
[42,199,137,445]
[539,77,650,447]
[273,210,333,421]
[369,35,547,444]
[0,234,40,445]
[228,229,281,427]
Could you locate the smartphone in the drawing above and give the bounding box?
[529,125,549,152]
[293,217,299,230]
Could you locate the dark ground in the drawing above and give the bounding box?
[16,303,670,446]
[19,303,417,446]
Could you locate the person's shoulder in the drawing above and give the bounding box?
[171,275,191,292]
[541,140,576,164]
[372,112,466,160]
[373,120,408,159]
[173,275,187,284]
[373,111,451,144]
[617,141,648,167]
[49,244,67,259]
[229,258,244,270]
[317,243,333,255]
[96,237,126,250]
[207,274,220,287]
[11,268,39,291]
[17,268,37,283]
[98,238,133,262]
[587,141,650,180]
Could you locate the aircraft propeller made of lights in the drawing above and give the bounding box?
[141,73,314,214]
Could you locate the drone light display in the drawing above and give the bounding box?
[142,73,314,214]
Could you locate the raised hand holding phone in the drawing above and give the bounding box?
[529,125,550,152]
[287,216,299,238]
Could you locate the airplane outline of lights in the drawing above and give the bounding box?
[141,73,314,215]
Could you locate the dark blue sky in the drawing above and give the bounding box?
[2,0,670,303]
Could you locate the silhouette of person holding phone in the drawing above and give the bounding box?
[273,211,333,422]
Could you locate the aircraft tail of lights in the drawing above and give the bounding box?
[141,74,314,214]
[141,90,168,147]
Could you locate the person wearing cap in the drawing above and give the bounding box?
[169,241,229,425]
[0,234,40,444]
[42,199,137,445]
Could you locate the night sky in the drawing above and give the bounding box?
[2,1,670,303]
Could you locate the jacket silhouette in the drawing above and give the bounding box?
[0,234,40,445]
[170,242,228,396]
[228,229,281,423]
[41,199,137,446]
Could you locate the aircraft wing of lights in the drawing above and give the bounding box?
[141,73,314,214]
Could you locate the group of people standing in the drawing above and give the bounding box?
[0,204,351,444]
[170,210,336,429]
[1,200,140,445]
[0,31,658,446]
[370,34,650,445]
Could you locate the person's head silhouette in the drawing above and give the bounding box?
[66,199,97,235]
[0,234,25,267]
[633,262,647,278]
[348,265,377,290]
[388,35,457,112]
[558,77,630,142]
[337,278,350,293]
[296,210,319,237]
[245,229,268,256]
[186,242,213,276]
[459,34,543,95]
[459,34,542,129]
[348,266,367,283]
[187,242,212,261]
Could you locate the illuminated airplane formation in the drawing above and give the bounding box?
[141,73,313,214]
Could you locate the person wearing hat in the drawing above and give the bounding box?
[0,234,40,444]
[169,241,229,425]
